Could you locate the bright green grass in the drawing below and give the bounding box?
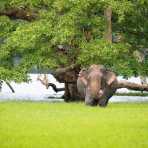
[0,101,148,148]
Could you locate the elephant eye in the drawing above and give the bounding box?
[82,68,86,71]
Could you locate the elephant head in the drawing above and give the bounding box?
[77,64,117,107]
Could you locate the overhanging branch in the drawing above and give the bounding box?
[0,7,38,21]
[53,64,80,83]
[48,83,65,92]
[54,64,80,75]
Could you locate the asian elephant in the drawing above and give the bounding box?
[77,64,117,107]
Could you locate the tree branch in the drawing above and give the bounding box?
[5,81,15,93]
[117,80,148,91]
[37,74,65,92]
[54,64,80,75]
[53,64,80,83]
[0,80,15,93]
[0,7,38,21]
[47,83,65,92]
[0,80,3,91]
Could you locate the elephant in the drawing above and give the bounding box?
[77,64,117,107]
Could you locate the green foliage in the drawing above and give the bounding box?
[0,16,14,38]
[0,67,28,82]
[113,0,148,48]
[78,40,135,76]
[0,0,148,81]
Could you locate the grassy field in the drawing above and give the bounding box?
[0,101,148,148]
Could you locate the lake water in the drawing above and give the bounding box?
[0,74,148,102]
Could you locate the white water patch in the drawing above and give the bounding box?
[0,74,148,102]
[0,74,64,101]
[110,96,148,103]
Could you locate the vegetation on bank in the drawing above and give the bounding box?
[115,92,148,96]
[0,101,148,148]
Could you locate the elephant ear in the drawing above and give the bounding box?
[81,68,88,73]
[100,69,117,86]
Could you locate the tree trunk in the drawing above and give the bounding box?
[63,82,81,102]
[104,6,112,43]
[52,64,82,101]
[116,80,148,91]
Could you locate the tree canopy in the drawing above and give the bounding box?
[0,0,148,82]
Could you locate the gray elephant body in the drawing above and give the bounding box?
[77,65,117,107]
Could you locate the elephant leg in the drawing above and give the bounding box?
[98,87,117,107]
[98,97,108,107]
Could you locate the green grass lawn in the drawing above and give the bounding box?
[0,101,148,148]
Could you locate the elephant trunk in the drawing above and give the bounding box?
[116,80,148,91]
[88,80,101,98]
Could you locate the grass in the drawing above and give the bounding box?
[0,101,148,148]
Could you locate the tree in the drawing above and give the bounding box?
[0,0,148,101]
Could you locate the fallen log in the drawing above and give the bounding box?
[116,80,148,91]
